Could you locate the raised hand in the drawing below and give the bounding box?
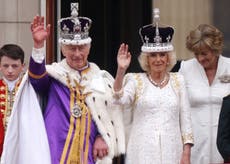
[117,43,131,71]
[30,15,51,48]
[114,43,131,92]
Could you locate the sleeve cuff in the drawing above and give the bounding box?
[112,88,124,99]
[32,47,45,63]
[182,133,194,145]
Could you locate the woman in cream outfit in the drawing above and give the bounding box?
[179,24,230,164]
[113,10,194,163]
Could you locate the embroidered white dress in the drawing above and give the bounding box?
[179,55,230,164]
[114,72,193,164]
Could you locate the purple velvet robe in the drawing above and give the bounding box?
[29,58,98,164]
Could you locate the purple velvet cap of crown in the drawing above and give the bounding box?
[59,17,92,45]
[58,3,92,45]
[139,24,174,52]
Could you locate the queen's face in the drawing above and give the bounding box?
[61,44,91,70]
[194,49,218,70]
[147,52,169,74]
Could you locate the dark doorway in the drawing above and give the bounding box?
[213,0,230,58]
[60,0,152,76]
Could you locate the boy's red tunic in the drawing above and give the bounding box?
[0,79,21,156]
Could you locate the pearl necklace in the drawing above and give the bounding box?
[148,73,168,87]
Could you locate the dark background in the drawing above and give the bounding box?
[60,0,152,76]
[59,0,230,76]
[213,0,230,58]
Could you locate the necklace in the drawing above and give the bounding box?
[148,73,168,87]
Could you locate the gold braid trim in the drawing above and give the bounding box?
[1,79,21,132]
[67,115,81,163]
[65,78,92,163]
[79,106,87,163]
[28,70,48,79]
[84,112,91,164]
[60,89,75,164]
[3,84,9,131]
[78,87,87,163]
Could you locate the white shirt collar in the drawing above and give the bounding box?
[3,77,20,92]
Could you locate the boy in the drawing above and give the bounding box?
[0,44,25,155]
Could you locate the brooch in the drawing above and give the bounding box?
[218,74,230,83]
[71,103,82,118]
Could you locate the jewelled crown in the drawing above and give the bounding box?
[58,3,92,45]
[139,8,174,52]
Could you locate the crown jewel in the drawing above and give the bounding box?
[139,8,174,52]
[58,3,92,45]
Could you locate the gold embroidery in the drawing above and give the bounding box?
[28,70,48,79]
[133,74,143,103]
[182,133,194,144]
[0,79,21,132]
[0,102,6,106]
[171,73,180,90]
[0,94,6,99]
[81,67,91,74]
[0,86,5,91]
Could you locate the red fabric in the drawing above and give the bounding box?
[0,79,6,156]
[0,115,4,156]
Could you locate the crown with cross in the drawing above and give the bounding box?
[58,3,92,45]
[139,8,174,52]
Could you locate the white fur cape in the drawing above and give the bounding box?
[1,60,125,164]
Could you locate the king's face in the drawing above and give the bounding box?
[61,44,91,70]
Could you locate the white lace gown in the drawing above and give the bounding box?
[115,73,193,164]
[179,55,230,164]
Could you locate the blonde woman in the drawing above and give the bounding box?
[113,9,194,164]
[179,24,230,163]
